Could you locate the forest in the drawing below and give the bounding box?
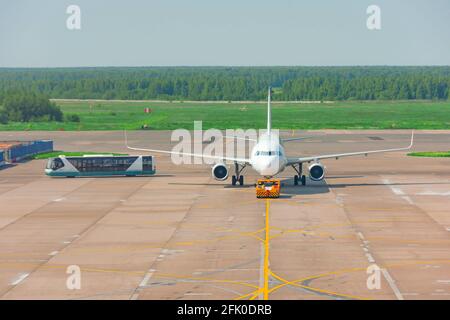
[0,91,63,124]
[0,66,448,101]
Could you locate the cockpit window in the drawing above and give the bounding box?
[256,151,282,156]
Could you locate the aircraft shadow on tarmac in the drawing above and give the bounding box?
[279,178,330,198]
[326,181,450,189]
[51,174,175,179]
[167,182,248,187]
[279,176,450,198]
[165,176,449,198]
[168,183,255,188]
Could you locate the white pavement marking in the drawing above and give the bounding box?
[417,191,450,196]
[53,198,65,202]
[383,178,414,205]
[49,251,58,256]
[335,195,344,206]
[437,280,450,284]
[365,253,375,263]
[391,187,405,196]
[356,229,404,300]
[139,269,155,288]
[381,268,404,300]
[11,273,29,286]
[131,268,156,300]
[402,196,414,205]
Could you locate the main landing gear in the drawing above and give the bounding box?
[292,163,306,186]
[232,162,246,186]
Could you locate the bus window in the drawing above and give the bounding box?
[103,158,113,170]
[143,156,153,171]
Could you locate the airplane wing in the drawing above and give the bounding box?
[222,135,257,142]
[281,135,321,142]
[125,131,250,164]
[287,131,414,165]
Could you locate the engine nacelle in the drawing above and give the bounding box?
[308,163,325,181]
[212,163,229,181]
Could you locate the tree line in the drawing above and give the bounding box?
[0,66,448,101]
[0,91,63,124]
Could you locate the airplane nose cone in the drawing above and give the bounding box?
[258,158,280,176]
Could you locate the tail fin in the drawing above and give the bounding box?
[267,87,272,134]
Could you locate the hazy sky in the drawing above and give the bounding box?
[1,0,449,67]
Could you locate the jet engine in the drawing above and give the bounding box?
[212,163,229,181]
[308,163,325,181]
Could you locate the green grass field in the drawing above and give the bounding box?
[1,100,449,131]
[408,151,450,157]
[33,151,127,159]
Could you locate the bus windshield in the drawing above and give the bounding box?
[48,158,64,170]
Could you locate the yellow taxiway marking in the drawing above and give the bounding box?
[3,193,449,300]
[3,258,450,300]
[258,199,366,300]
[232,198,271,301]
[269,270,370,300]
[263,199,270,300]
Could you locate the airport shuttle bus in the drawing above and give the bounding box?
[45,155,155,177]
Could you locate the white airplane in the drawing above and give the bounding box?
[126,88,414,186]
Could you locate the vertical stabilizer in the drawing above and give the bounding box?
[267,87,272,134]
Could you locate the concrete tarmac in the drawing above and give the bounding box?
[0,130,449,300]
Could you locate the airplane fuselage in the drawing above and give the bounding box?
[249,132,288,177]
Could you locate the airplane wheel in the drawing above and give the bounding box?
[232,175,237,186]
[294,175,299,186]
[239,175,244,186]
[301,175,306,186]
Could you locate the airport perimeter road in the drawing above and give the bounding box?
[0,130,449,299]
